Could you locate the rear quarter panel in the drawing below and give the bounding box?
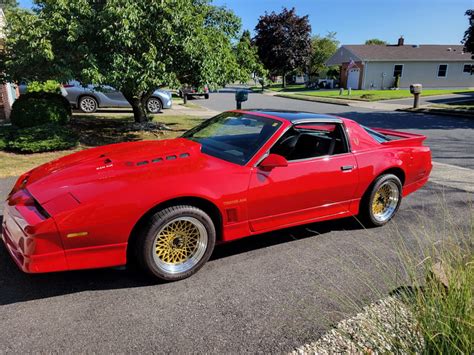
[344,120,431,202]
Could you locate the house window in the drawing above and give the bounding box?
[393,64,403,77]
[463,64,472,74]
[437,64,448,77]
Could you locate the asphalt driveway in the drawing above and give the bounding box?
[0,180,471,352]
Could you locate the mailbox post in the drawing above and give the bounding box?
[235,90,248,110]
[410,83,422,108]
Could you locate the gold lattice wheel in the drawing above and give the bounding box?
[153,216,208,274]
[371,181,400,222]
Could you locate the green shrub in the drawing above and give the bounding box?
[0,125,15,150]
[6,124,78,153]
[26,80,61,94]
[10,92,72,128]
[394,75,400,89]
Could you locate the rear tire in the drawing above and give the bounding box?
[135,205,216,281]
[358,174,402,227]
[204,93,209,99]
[78,96,98,113]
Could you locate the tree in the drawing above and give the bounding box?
[234,30,268,84]
[1,1,241,123]
[254,7,312,88]
[309,32,339,78]
[462,9,474,59]
[365,38,387,45]
[0,0,17,10]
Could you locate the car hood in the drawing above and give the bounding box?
[25,138,206,205]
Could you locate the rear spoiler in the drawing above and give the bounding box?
[372,128,427,147]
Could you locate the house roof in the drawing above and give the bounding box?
[328,44,472,64]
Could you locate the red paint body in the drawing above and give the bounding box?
[2,111,432,273]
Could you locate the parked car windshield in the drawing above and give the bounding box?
[182,112,282,165]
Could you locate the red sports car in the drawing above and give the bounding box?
[2,110,432,281]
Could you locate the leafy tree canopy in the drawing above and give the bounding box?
[254,7,312,87]
[1,0,242,122]
[462,9,474,58]
[234,30,268,83]
[0,0,17,10]
[365,38,387,45]
[309,32,339,77]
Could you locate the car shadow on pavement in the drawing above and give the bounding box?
[0,215,363,306]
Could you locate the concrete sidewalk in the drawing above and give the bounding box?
[430,162,474,193]
[167,102,218,117]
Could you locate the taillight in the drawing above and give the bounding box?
[8,189,50,219]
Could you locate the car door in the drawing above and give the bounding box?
[247,123,359,232]
[93,85,130,107]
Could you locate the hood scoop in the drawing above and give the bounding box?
[132,151,191,168]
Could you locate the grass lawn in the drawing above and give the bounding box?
[0,113,202,178]
[430,100,474,111]
[291,89,474,101]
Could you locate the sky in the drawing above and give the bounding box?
[18,0,473,45]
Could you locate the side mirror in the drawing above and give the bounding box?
[259,154,288,171]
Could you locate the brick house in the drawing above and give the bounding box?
[326,37,474,90]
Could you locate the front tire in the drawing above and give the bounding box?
[78,96,98,113]
[146,97,162,113]
[136,205,216,281]
[358,174,402,227]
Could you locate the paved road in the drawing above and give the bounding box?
[199,91,474,169]
[0,93,472,352]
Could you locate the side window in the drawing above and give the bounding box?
[437,64,448,77]
[270,123,349,161]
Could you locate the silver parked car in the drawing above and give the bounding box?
[63,82,172,113]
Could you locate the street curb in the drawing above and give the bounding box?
[273,93,351,106]
[396,108,473,118]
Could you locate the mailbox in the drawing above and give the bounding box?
[410,83,422,94]
[235,90,248,103]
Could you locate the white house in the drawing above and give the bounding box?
[326,37,474,90]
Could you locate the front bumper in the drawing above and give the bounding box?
[162,96,172,109]
[1,201,68,273]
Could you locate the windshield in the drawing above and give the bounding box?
[182,112,282,165]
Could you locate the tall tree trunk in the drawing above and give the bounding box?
[131,99,148,123]
[282,73,286,88]
[123,91,151,123]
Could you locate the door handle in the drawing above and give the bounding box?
[341,165,354,171]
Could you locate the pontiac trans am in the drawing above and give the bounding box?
[2,110,432,281]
